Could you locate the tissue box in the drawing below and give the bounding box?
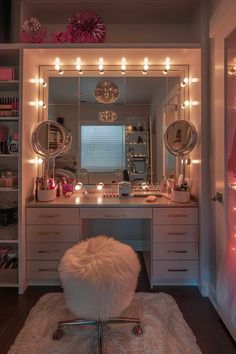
[0,67,14,81]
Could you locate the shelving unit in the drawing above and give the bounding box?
[0,47,20,288]
[126,120,150,183]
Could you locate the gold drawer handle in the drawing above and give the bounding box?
[38,250,60,254]
[167,250,188,253]
[38,215,60,218]
[167,232,187,236]
[38,232,60,236]
[38,268,58,272]
[167,214,187,218]
[167,268,188,272]
[103,214,127,218]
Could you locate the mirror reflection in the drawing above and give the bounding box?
[43,73,185,184]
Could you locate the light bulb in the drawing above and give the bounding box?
[37,157,43,164]
[142,57,149,74]
[75,182,83,191]
[121,57,126,75]
[58,68,64,75]
[164,57,171,72]
[55,64,60,71]
[181,100,190,109]
[98,57,104,74]
[163,69,168,75]
[38,100,44,107]
[96,182,104,191]
[181,77,189,87]
[76,58,83,74]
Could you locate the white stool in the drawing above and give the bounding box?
[53,235,143,353]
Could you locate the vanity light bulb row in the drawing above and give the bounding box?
[52,56,193,78]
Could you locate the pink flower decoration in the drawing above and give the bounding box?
[67,11,106,43]
[20,17,47,43]
[51,31,73,43]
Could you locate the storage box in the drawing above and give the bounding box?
[37,189,57,202]
[0,67,14,81]
[0,206,18,227]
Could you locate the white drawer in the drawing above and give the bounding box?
[27,260,59,280]
[152,224,198,243]
[80,207,152,219]
[27,225,80,243]
[152,242,198,260]
[153,207,198,225]
[153,260,198,279]
[27,208,80,225]
[27,242,75,260]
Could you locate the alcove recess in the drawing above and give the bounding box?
[11,0,202,44]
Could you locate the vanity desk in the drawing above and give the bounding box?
[26,194,198,288]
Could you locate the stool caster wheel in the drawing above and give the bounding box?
[52,327,64,340]
[133,324,143,336]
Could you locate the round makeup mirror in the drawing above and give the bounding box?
[164,120,198,157]
[32,120,68,158]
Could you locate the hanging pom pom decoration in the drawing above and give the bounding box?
[20,17,47,43]
[67,11,106,43]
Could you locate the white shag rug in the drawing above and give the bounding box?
[8,292,202,354]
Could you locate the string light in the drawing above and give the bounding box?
[121,57,126,75]
[54,57,61,71]
[96,182,104,191]
[38,100,46,109]
[75,182,83,191]
[163,57,171,74]
[38,78,47,87]
[98,57,104,74]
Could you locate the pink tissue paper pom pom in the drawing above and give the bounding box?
[67,10,106,43]
[51,31,73,43]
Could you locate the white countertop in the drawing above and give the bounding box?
[27,193,198,208]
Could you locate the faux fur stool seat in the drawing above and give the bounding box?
[59,235,141,320]
[53,235,143,353]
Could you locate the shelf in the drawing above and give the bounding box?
[0,154,18,157]
[0,239,18,243]
[0,117,19,121]
[0,81,19,91]
[0,188,18,192]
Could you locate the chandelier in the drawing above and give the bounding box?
[98,110,117,123]
[94,80,120,104]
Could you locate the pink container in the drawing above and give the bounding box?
[0,68,14,81]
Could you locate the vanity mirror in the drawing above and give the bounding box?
[39,65,189,185]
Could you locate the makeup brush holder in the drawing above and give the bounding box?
[171,189,190,203]
[37,189,57,202]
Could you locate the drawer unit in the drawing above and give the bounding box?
[27,208,80,225]
[153,207,198,225]
[26,207,80,284]
[27,261,60,280]
[153,224,198,243]
[27,242,74,260]
[152,242,198,260]
[152,206,198,286]
[153,260,198,280]
[27,225,80,243]
[80,207,152,219]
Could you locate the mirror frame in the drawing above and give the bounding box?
[32,120,67,158]
[164,119,198,156]
[38,64,190,183]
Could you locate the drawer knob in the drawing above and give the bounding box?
[38,268,58,272]
[38,215,60,218]
[167,250,187,253]
[167,268,187,272]
[38,232,60,236]
[167,214,187,218]
[38,250,60,254]
[167,232,187,236]
[103,214,127,218]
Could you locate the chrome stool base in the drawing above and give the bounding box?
[52,317,143,354]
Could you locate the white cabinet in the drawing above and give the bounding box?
[26,207,80,284]
[152,207,198,286]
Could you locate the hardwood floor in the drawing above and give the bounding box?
[0,259,235,354]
